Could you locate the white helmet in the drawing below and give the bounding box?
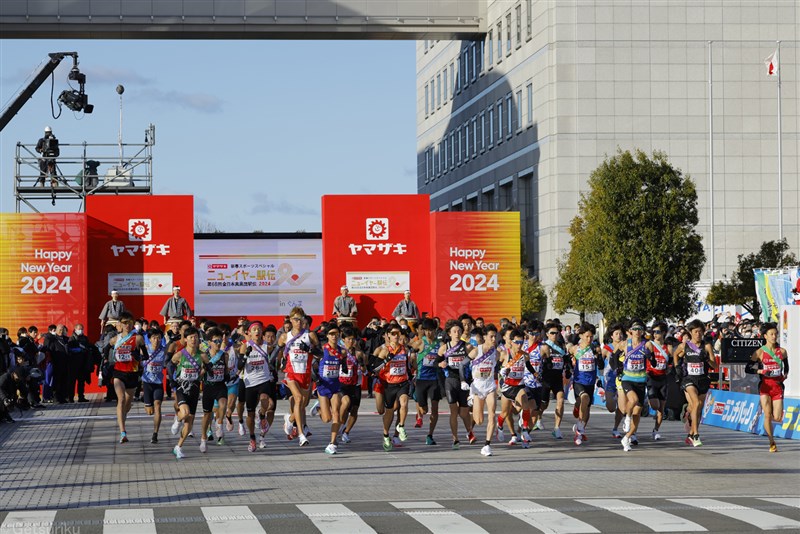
[44,126,52,133]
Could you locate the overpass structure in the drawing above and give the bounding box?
[0,0,486,40]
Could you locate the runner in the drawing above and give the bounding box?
[568,322,604,446]
[602,323,627,438]
[171,327,208,459]
[167,320,193,437]
[521,323,545,440]
[646,321,671,441]
[199,328,229,452]
[313,325,347,455]
[279,308,319,447]
[222,326,242,436]
[374,325,412,452]
[542,322,569,440]
[619,319,653,452]
[409,318,443,445]
[673,319,718,448]
[237,321,277,452]
[437,320,477,449]
[107,314,148,444]
[498,329,532,448]
[141,328,167,444]
[338,327,366,444]
[746,322,789,452]
[461,325,499,456]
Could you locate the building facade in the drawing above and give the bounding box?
[417,0,799,318]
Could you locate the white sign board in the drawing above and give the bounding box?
[194,238,322,316]
[108,272,173,295]
[346,271,410,294]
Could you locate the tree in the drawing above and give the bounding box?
[553,149,705,322]
[706,238,797,316]
[520,268,547,318]
[194,217,221,233]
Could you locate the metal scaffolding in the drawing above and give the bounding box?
[14,124,155,212]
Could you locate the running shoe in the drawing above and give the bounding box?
[533,419,544,431]
[248,439,257,452]
[452,440,460,450]
[497,415,505,428]
[691,435,703,447]
[383,436,392,451]
[623,415,631,433]
[468,430,477,445]
[496,428,505,442]
[769,442,778,453]
[508,435,520,446]
[480,444,493,456]
[324,443,337,455]
[199,439,207,453]
[291,426,299,439]
[341,432,351,444]
[260,416,268,435]
[150,433,158,444]
[414,414,423,428]
[173,445,185,459]
[119,432,128,444]
[573,404,580,418]
[283,414,293,439]
[217,437,225,446]
[612,428,621,439]
[552,428,563,440]
[303,425,312,438]
[215,422,223,439]
[685,434,693,446]
[392,436,403,448]
[259,437,266,449]
[206,427,213,439]
[299,435,309,447]
[188,431,194,438]
[238,422,246,436]
[574,432,583,446]
[520,439,530,449]
[226,417,234,433]
[397,426,408,442]
[631,434,639,446]
[310,401,320,417]
[652,430,661,441]
[521,429,532,442]
[426,435,437,446]
[170,418,181,435]
[621,435,632,452]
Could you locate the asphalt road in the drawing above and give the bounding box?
[0,393,798,533]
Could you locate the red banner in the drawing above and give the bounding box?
[430,212,521,324]
[87,195,194,338]
[321,195,431,327]
[0,213,88,331]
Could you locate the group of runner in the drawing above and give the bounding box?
[105,310,789,459]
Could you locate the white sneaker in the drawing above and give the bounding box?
[214,422,222,439]
[533,419,544,431]
[508,435,520,446]
[259,437,266,449]
[283,413,293,436]
[170,418,181,435]
[341,432,351,444]
[653,430,661,441]
[521,439,530,449]
[310,401,320,417]
[521,429,532,442]
[574,430,583,446]
[621,435,632,452]
[612,428,622,439]
[552,428,563,440]
[226,418,234,432]
[173,445,185,459]
[496,428,505,442]
[187,431,194,438]
[623,415,631,433]
[324,443,337,455]
[238,422,245,436]
[480,444,493,456]
[199,439,207,453]
[299,435,309,447]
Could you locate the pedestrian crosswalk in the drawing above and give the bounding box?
[1,497,798,534]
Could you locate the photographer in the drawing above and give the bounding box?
[35,126,60,186]
[0,366,29,423]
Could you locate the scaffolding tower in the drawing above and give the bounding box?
[14,123,155,212]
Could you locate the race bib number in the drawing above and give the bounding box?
[423,354,437,367]
[509,363,524,379]
[290,354,307,374]
[551,356,563,370]
[476,363,493,379]
[654,357,667,370]
[249,357,265,372]
[116,348,132,362]
[181,368,198,381]
[389,359,406,376]
[627,358,644,372]
[212,367,225,381]
[579,358,595,372]
[147,363,163,375]
[687,362,704,376]
[322,363,340,379]
[447,356,464,368]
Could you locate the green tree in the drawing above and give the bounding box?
[521,268,547,318]
[706,238,797,316]
[553,149,705,322]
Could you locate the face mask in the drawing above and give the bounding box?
[75,329,83,336]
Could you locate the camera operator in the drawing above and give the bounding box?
[0,366,30,423]
[35,126,60,187]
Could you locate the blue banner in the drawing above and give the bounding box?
[701,389,800,440]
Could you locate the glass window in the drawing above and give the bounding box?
[477,40,484,74]
[436,74,442,108]
[443,69,448,103]
[527,83,533,125]
[438,143,443,176]
[424,84,429,116]
[443,137,448,170]
[506,93,513,136]
[470,43,477,81]
[506,13,512,54]
[488,107,494,145]
[480,111,486,150]
[450,131,455,168]
[455,61,461,93]
[516,90,522,131]
[497,101,503,143]
[425,149,431,181]
[488,29,494,66]
[515,4,521,45]
[472,116,478,156]
[464,121,470,159]
[457,126,462,165]
[449,62,455,96]
[462,51,469,88]
[496,21,503,62]
[526,0,532,37]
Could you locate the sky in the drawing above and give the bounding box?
[0,39,417,232]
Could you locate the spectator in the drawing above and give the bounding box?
[0,366,29,423]
[67,323,92,402]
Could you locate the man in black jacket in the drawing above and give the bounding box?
[0,366,29,423]
[67,324,92,402]
[45,325,71,403]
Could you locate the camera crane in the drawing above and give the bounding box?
[0,51,93,132]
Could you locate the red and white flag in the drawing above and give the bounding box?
[764,49,779,77]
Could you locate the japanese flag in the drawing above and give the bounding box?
[764,49,778,77]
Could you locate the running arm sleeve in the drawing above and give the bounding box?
[744,359,760,374]
[459,358,469,382]
[784,357,789,375]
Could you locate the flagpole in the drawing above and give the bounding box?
[777,40,783,241]
[708,40,715,282]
